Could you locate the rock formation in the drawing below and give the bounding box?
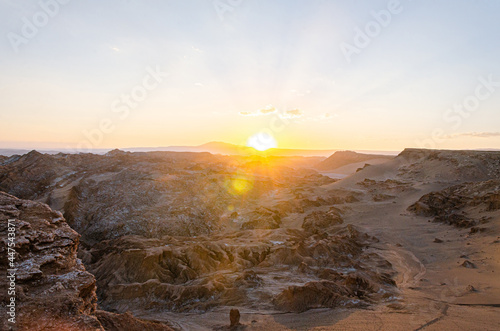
[0,192,173,331]
[408,180,500,228]
[0,191,101,330]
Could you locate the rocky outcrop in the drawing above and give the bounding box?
[0,192,174,331]
[0,191,101,330]
[302,207,344,233]
[0,151,336,245]
[95,310,173,331]
[82,224,396,314]
[408,180,500,228]
[240,207,283,229]
[0,150,63,200]
[0,151,397,319]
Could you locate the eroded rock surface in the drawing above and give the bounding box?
[0,151,336,245]
[0,191,101,330]
[0,151,398,322]
[84,222,396,313]
[0,192,174,331]
[408,180,500,228]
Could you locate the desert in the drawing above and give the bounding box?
[1,148,499,330]
[2,1,500,330]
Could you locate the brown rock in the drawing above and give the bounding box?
[0,191,101,330]
[0,192,174,331]
[95,310,174,331]
[230,309,240,327]
[461,260,477,269]
[302,210,343,233]
[466,285,476,292]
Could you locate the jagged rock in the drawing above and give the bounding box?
[272,281,353,312]
[302,208,343,233]
[0,191,101,330]
[461,260,477,269]
[0,151,400,318]
[229,308,240,327]
[241,208,282,229]
[408,180,500,229]
[466,285,476,292]
[95,310,173,331]
[0,192,174,331]
[83,226,395,313]
[0,151,335,244]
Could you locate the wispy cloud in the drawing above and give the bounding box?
[239,105,306,120]
[280,109,304,119]
[445,132,500,139]
[239,105,277,116]
[260,105,277,114]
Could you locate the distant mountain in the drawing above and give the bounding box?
[315,150,394,171]
[124,142,337,157]
[0,142,400,158]
[0,149,69,157]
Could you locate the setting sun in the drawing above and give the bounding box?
[246,132,278,151]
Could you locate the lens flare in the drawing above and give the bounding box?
[225,176,253,196]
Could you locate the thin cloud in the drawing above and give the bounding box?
[239,105,277,116]
[260,105,277,114]
[445,132,500,139]
[239,106,306,119]
[280,109,304,119]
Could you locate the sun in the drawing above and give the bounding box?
[246,132,278,151]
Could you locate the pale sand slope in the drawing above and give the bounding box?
[140,150,500,330]
[320,157,393,177]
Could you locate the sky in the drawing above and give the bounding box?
[1,0,499,152]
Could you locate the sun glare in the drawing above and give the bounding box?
[246,132,278,151]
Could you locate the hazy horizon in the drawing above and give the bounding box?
[0,140,404,157]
